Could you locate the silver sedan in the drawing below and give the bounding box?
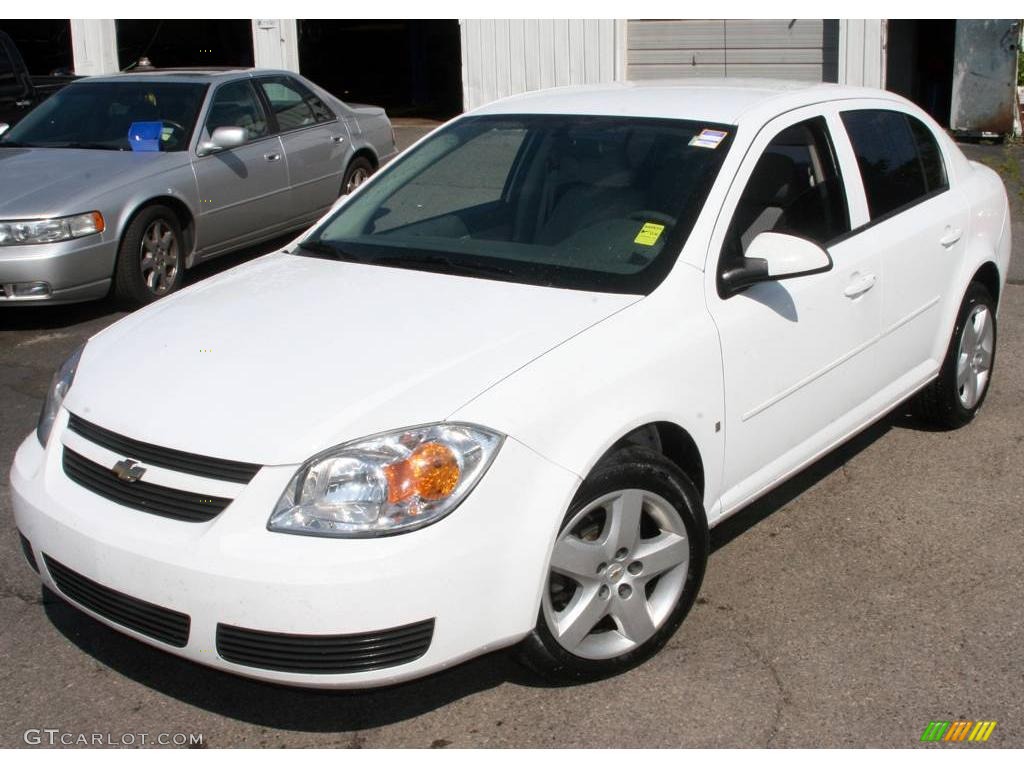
[0,68,396,306]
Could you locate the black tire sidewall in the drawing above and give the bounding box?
[113,205,185,307]
[521,448,709,682]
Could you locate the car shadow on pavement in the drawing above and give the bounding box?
[42,591,527,732]
[710,406,931,552]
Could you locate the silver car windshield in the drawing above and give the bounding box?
[1,81,208,152]
[303,114,735,294]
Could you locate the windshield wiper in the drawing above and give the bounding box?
[60,142,121,150]
[296,239,366,262]
[373,252,515,278]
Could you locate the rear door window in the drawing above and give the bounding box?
[257,76,335,132]
[840,109,948,221]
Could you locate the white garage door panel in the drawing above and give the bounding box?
[627,19,725,50]
[626,19,838,83]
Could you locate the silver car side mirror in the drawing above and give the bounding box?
[198,126,246,155]
[0,123,10,138]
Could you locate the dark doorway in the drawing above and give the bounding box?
[115,20,254,70]
[298,20,462,119]
[885,20,956,127]
[0,20,73,74]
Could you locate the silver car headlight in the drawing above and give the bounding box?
[37,344,84,446]
[0,212,105,246]
[269,424,504,538]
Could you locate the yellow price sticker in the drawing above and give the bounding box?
[634,222,665,247]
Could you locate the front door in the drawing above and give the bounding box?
[192,78,291,255]
[707,107,884,513]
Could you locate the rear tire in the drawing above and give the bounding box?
[517,447,708,683]
[112,205,185,307]
[341,157,374,196]
[913,281,997,429]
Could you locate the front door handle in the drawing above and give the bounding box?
[843,273,877,298]
[939,227,963,248]
[264,152,281,162]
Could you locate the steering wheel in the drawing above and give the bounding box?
[159,120,187,146]
[627,210,678,228]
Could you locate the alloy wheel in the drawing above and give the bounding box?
[543,489,690,660]
[956,304,994,409]
[139,219,179,296]
[345,167,370,194]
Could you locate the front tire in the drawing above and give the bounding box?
[112,205,185,307]
[914,281,997,429]
[517,447,708,683]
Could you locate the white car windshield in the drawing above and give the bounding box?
[303,114,735,294]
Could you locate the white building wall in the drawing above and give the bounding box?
[70,19,119,76]
[837,19,886,88]
[252,19,300,72]
[459,19,622,111]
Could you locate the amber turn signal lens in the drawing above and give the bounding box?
[91,211,105,233]
[383,442,461,505]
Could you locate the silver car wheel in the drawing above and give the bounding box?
[345,167,369,194]
[543,489,690,660]
[139,219,180,296]
[956,304,994,409]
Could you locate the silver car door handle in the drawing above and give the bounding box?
[843,273,877,298]
[264,152,281,162]
[330,135,345,144]
[939,227,963,248]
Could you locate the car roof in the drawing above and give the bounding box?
[80,68,295,85]
[472,79,911,127]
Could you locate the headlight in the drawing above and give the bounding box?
[0,212,104,246]
[269,424,504,538]
[37,344,84,446]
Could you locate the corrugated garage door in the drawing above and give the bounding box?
[627,19,839,82]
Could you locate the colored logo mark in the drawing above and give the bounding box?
[920,720,997,743]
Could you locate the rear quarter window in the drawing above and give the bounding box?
[840,109,948,221]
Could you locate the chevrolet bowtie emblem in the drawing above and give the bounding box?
[111,458,146,483]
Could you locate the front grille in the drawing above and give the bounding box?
[44,555,190,647]
[63,447,230,523]
[67,413,261,484]
[216,619,435,674]
[18,531,39,573]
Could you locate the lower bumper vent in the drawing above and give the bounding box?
[43,555,190,647]
[18,531,39,573]
[216,618,435,674]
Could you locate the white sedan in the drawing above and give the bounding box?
[11,81,1010,687]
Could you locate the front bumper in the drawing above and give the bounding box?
[11,412,579,688]
[0,235,116,304]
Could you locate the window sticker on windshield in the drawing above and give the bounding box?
[689,129,728,149]
[128,121,162,152]
[634,222,666,247]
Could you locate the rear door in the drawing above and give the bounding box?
[838,105,967,388]
[191,77,291,254]
[706,106,885,512]
[255,75,349,225]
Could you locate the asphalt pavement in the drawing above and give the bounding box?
[0,138,1021,748]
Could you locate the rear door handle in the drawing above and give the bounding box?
[330,135,345,144]
[939,227,963,248]
[843,273,877,298]
[264,152,281,162]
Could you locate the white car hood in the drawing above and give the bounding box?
[66,252,637,466]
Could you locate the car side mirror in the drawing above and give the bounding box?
[720,232,832,297]
[198,126,246,155]
[0,123,10,138]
